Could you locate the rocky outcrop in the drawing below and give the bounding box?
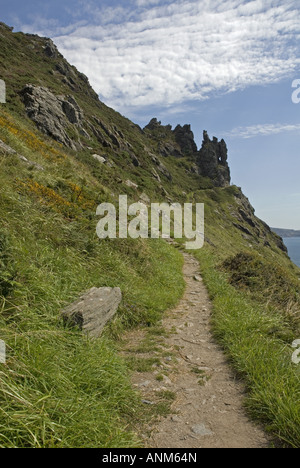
[144,118,172,133]
[20,84,87,150]
[145,119,231,187]
[197,131,231,187]
[150,154,172,181]
[20,84,143,162]
[144,119,182,157]
[173,124,197,156]
[158,142,182,158]
[232,188,287,252]
[61,287,122,338]
[44,39,58,58]
[93,117,121,148]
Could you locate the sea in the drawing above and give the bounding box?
[283,237,300,268]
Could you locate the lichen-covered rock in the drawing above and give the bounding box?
[92,154,106,164]
[144,118,172,133]
[62,96,83,125]
[61,287,122,338]
[151,153,172,181]
[93,117,121,148]
[20,84,86,150]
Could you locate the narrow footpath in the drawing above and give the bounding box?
[125,253,270,448]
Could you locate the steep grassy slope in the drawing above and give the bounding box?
[0,107,187,447]
[0,23,299,447]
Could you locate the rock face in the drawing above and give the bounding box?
[145,119,231,187]
[19,82,230,188]
[173,124,197,155]
[61,287,122,338]
[44,39,58,58]
[20,84,86,150]
[197,131,231,187]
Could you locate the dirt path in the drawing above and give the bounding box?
[125,253,270,449]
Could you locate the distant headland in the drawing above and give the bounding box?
[272,228,300,238]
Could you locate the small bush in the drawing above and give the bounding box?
[222,251,300,314]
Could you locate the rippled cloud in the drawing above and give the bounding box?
[18,0,300,114]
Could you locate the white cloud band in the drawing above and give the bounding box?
[225,123,300,138]
[19,0,300,113]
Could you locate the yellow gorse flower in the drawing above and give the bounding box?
[0,111,67,162]
[16,179,96,217]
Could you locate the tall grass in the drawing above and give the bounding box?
[0,126,184,447]
[195,249,300,448]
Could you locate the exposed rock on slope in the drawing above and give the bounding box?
[61,287,122,338]
[44,39,58,58]
[0,23,288,256]
[198,131,231,187]
[144,119,231,187]
[173,124,198,156]
[231,188,286,251]
[20,85,86,150]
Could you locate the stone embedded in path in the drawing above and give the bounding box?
[194,275,202,282]
[171,416,181,423]
[138,380,152,388]
[61,287,122,338]
[191,424,213,436]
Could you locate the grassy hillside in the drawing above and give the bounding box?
[0,23,299,447]
[0,106,187,447]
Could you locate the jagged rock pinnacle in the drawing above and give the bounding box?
[197,131,231,187]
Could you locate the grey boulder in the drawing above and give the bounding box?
[61,287,122,338]
[20,84,86,150]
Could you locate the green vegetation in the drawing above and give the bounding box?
[0,106,185,447]
[183,184,300,447]
[194,249,300,447]
[0,23,300,448]
[126,357,162,373]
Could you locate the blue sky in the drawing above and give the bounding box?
[1,0,300,228]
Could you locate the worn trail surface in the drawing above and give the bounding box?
[126,253,270,449]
